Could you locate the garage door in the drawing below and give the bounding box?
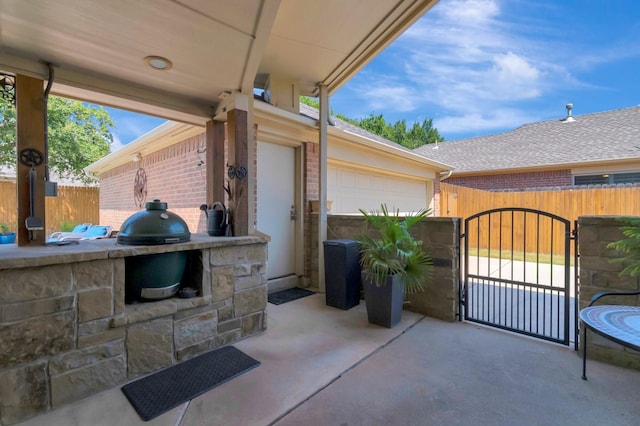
[328,166,428,214]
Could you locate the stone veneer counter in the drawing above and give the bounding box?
[0,233,265,269]
[0,234,269,425]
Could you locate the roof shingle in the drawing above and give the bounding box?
[413,106,640,173]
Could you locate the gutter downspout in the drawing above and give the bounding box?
[318,84,329,292]
[43,63,58,196]
[440,170,453,181]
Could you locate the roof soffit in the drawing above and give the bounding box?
[0,0,438,120]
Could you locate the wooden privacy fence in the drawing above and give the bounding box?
[0,180,99,235]
[440,182,640,256]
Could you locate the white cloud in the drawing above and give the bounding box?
[104,107,167,146]
[110,135,124,153]
[400,0,554,111]
[334,0,594,137]
[434,108,542,135]
[365,85,417,112]
[331,0,640,139]
[440,0,499,24]
[490,52,541,98]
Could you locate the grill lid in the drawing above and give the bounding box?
[117,199,191,245]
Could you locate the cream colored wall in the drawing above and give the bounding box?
[325,125,439,214]
[253,102,441,215]
[327,163,430,214]
[328,136,438,180]
[571,161,640,176]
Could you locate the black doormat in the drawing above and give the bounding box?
[121,346,260,421]
[268,287,315,305]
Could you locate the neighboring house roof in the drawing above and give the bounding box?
[414,106,640,174]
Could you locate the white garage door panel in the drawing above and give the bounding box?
[329,166,427,214]
[340,170,357,188]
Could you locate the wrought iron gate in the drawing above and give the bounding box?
[461,208,577,346]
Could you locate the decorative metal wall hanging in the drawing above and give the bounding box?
[227,164,247,180]
[197,145,206,168]
[19,148,45,167]
[134,167,148,208]
[0,72,16,106]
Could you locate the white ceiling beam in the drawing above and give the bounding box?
[0,51,212,124]
[239,0,281,94]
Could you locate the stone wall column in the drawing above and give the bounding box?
[326,215,461,321]
[407,217,461,321]
[578,216,640,370]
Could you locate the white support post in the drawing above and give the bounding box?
[318,84,329,292]
[245,95,256,233]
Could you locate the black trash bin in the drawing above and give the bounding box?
[323,239,361,310]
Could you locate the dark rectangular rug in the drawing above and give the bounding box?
[121,345,260,421]
[268,287,315,305]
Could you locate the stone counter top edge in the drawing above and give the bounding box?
[0,233,268,270]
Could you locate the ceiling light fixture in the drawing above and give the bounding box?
[144,56,173,71]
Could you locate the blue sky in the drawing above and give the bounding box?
[106,0,640,148]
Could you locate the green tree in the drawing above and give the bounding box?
[390,120,408,147]
[300,96,338,118]
[335,113,358,126]
[0,95,113,184]
[608,217,640,277]
[358,114,392,140]
[358,114,444,149]
[404,118,443,149]
[300,96,320,110]
[299,96,444,149]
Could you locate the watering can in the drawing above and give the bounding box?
[200,202,228,236]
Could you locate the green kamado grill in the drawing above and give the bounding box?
[118,199,191,303]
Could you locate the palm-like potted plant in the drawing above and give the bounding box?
[357,204,433,327]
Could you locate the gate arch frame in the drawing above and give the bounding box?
[460,207,578,347]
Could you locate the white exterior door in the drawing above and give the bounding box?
[257,142,297,288]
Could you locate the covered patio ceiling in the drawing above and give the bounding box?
[0,0,438,124]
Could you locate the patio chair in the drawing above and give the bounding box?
[580,290,640,380]
[47,224,113,244]
[47,223,92,243]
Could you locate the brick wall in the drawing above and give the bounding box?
[304,141,319,284]
[99,129,437,290]
[100,134,213,234]
[447,169,572,191]
[433,177,441,216]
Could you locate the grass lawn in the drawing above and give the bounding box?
[465,247,575,266]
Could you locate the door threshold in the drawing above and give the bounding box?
[268,275,299,294]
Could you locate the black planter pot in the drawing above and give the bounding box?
[362,272,404,328]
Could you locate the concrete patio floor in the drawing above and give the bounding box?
[16,294,640,426]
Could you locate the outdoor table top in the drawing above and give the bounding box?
[580,305,640,351]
